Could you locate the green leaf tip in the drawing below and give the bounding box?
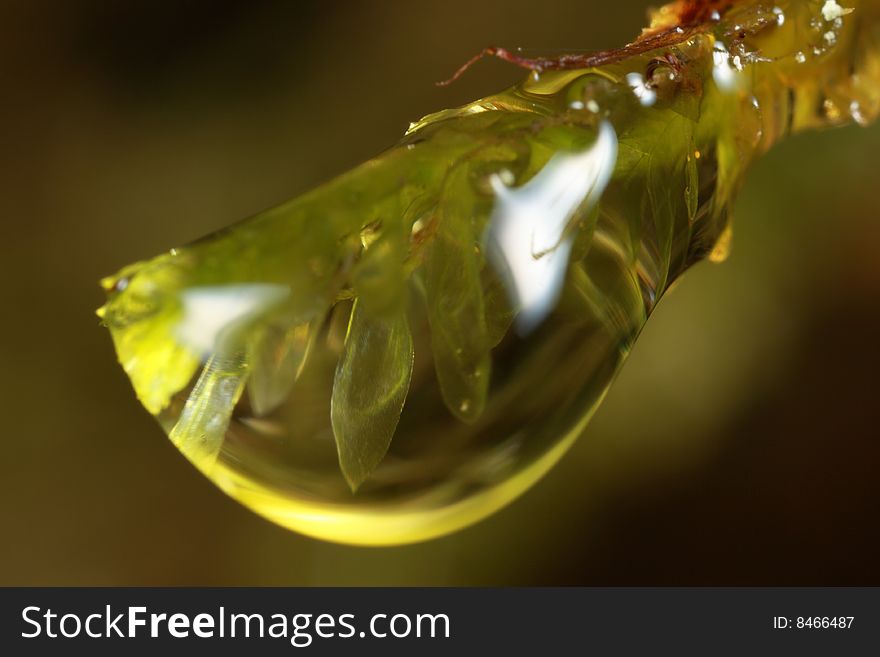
[330,300,414,491]
[425,165,491,423]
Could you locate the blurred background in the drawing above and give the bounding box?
[1,0,878,585]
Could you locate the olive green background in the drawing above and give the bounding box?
[1,0,878,585]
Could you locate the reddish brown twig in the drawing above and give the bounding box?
[435,0,739,87]
[436,29,693,87]
[436,47,589,86]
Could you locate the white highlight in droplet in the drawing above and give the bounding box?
[712,44,738,92]
[626,72,657,107]
[484,121,618,334]
[177,284,290,355]
[772,6,785,25]
[821,0,847,21]
[850,100,866,125]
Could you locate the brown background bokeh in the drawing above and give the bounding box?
[1,0,878,585]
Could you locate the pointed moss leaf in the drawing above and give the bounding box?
[99,259,200,415]
[609,109,697,290]
[330,300,414,491]
[482,267,516,348]
[247,319,317,417]
[424,166,491,423]
[352,221,408,318]
[169,352,248,473]
[107,307,200,416]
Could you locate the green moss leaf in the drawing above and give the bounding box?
[108,307,201,416]
[169,352,248,472]
[424,165,491,422]
[330,299,414,491]
[605,107,697,291]
[99,259,201,416]
[247,318,317,417]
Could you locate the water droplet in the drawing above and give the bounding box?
[359,223,381,249]
[850,100,867,125]
[823,98,841,120]
[773,7,785,26]
[625,72,656,107]
[712,45,738,92]
[497,169,516,186]
[821,0,846,22]
[411,216,427,237]
[97,0,880,546]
